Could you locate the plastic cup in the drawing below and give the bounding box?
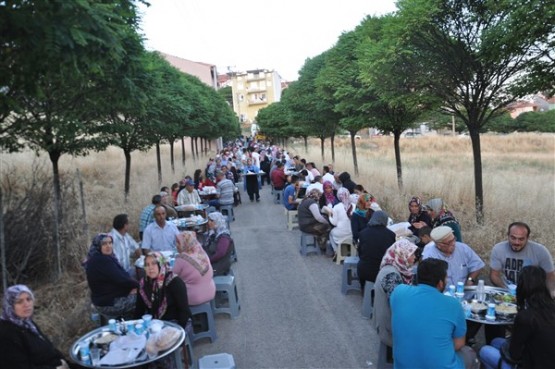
[508,284,517,296]
[142,314,152,329]
[90,347,101,365]
[108,319,117,332]
[79,342,90,360]
[456,281,465,294]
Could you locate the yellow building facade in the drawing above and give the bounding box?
[230,69,282,131]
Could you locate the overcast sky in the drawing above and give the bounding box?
[138,0,398,81]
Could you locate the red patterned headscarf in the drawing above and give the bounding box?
[380,239,418,284]
[139,252,177,319]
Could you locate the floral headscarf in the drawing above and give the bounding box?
[1,285,41,337]
[323,181,337,206]
[139,252,177,319]
[304,188,322,202]
[176,231,210,276]
[380,239,418,284]
[84,233,118,270]
[353,193,376,218]
[336,187,351,211]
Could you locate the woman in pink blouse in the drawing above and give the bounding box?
[173,231,216,305]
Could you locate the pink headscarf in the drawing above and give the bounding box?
[380,239,418,284]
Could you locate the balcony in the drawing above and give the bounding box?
[246,74,266,81]
[247,87,267,94]
[248,99,268,106]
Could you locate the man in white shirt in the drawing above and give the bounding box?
[110,214,141,276]
[177,180,201,206]
[141,206,180,253]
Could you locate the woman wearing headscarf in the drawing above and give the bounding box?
[136,252,192,328]
[479,265,555,369]
[357,211,397,289]
[136,252,192,369]
[203,212,235,276]
[350,193,377,243]
[372,239,419,348]
[426,198,462,242]
[0,285,71,369]
[174,231,216,305]
[85,233,139,320]
[407,196,432,234]
[298,188,332,248]
[326,187,354,257]
[318,181,339,209]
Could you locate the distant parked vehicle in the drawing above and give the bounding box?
[404,131,422,138]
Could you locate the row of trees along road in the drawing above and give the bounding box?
[256,0,555,224]
[0,0,240,282]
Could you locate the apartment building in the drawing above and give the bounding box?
[229,69,282,128]
[159,51,218,90]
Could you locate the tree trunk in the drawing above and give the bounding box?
[190,137,195,160]
[194,137,199,157]
[200,138,204,155]
[76,169,89,238]
[469,127,484,224]
[0,186,7,292]
[169,139,175,174]
[208,139,211,152]
[393,131,403,191]
[330,134,335,163]
[124,148,132,202]
[48,151,62,281]
[320,137,325,161]
[181,137,186,166]
[303,136,308,153]
[350,132,358,176]
[156,142,162,186]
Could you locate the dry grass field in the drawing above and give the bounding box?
[0,132,553,356]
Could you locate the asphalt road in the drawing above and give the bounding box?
[193,184,380,369]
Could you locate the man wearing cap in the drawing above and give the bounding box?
[422,226,484,287]
[177,180,202,206]
[490,222,555,294]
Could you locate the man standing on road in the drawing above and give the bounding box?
[490,222,555,294]
[391,258,478,369]
[141,206,179,253]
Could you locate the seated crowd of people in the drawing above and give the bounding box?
[1,136,553,369]
[273,150,555,369]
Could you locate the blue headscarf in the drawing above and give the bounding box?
[84,233,119,270]
[1,284,41,337]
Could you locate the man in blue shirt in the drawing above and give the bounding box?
[283,175,299,211]
[391,258,478,369]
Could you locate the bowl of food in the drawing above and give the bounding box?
[491,291,516,304]
[469,300,488,314]
[495,302,517,317]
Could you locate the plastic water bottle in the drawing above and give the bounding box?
[476,279,485,302]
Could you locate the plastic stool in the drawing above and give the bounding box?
[211,275,241,319]
[285,209,299,230]
[361,281,375,319]
[198,353,236,369]
[273,189,283,204]
[341,256,362,294]
[335,238,354,265]
[220,205,234,221]
[189,302,217,343]
[181,331,195,369]
[377,341,393,369]
[300,232,320,256]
